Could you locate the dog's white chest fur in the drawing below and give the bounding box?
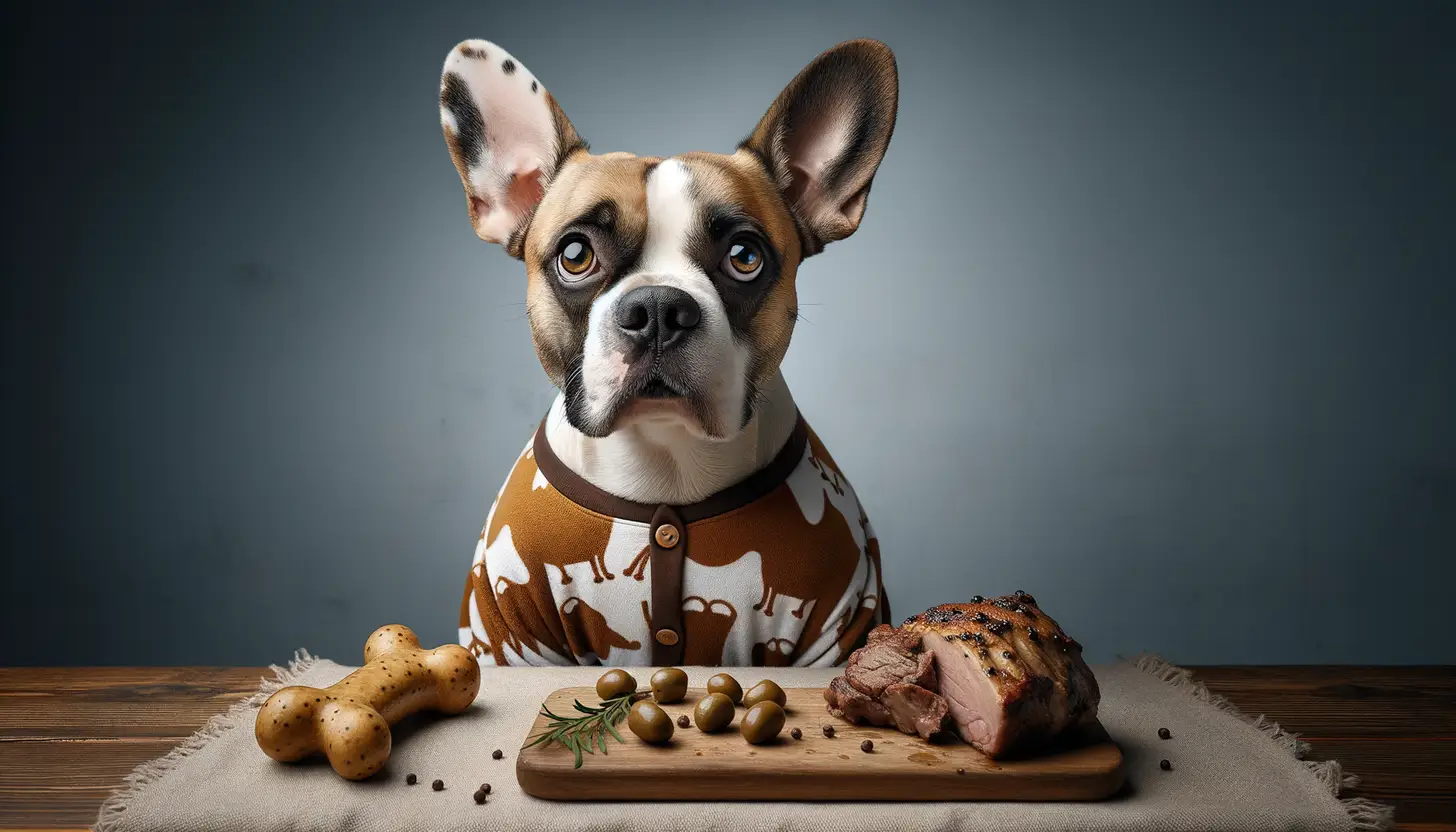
[546,371,801,505]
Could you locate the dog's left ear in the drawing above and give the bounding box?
[439,40,585,257]
[742,39,899,256]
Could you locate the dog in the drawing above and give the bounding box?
[445,38,898,667]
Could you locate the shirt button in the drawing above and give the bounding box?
[654,628,679,646]
[654,524,680,548]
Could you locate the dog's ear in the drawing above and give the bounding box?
[440,40,584,256]
[742,39,899,256]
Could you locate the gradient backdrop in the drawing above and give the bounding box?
[4,1,1454,666]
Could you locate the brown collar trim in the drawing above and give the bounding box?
[531,412,809,524]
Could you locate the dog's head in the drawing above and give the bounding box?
[440,40,897,439]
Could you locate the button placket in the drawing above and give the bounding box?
[648,505,687,666]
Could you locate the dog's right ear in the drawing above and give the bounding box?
[439,40,584,257]
[741,39,898,257]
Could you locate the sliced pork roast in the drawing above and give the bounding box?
[901,593,1100,757]
[824,624,950,739]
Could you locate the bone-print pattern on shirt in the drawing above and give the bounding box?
[457,424,887,667]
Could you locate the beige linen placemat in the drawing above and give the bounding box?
[95,656,1393,832]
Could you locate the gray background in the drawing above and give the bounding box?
[4,1,1454,667]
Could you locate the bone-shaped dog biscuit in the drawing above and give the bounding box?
[255,624,480,780]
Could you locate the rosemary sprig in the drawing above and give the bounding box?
[524,692,642,769]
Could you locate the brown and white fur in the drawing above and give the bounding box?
[440,39,897,506]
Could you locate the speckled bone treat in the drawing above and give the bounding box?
[254,625,480,780]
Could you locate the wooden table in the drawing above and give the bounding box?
[0,667,1451,831]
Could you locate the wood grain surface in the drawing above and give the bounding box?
[515,686,1123,802]
[0,666,1451,829]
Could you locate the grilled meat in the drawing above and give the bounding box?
[824,624,950,739]
[901,593,1100,757]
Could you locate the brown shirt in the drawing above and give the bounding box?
[457,414,888,667]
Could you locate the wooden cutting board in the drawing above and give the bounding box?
[516,686,1124,801]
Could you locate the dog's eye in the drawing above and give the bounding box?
[557,238,597,281]
[723,240,763,281]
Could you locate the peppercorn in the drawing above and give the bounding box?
[791,727,803,740]
[861,740,874,752]
[677,714,691,728]
[492,749,504,760]
[822,725,835,737]
[406,773,418,786]
[472,790,487,805]
[1158,727,1172,740]
[1160,759,1172,771]
[432,779,444,791]
[479,783,491,795]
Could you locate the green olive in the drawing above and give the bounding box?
[693,692,736,733]
[650,667,689,704]
[706,672,743,705]
[742,679,787,709]
[595,669,637,701]
[627,700,674,744]
[740,701,786,745]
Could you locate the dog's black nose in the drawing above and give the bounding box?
[615,285,701,349]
